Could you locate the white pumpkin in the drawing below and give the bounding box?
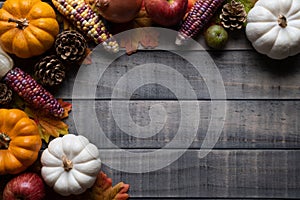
[0,46,13,78]
[40,134,101,196]
[246,0,300,59]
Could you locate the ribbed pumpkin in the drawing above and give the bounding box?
[41,134,101,196]
[0,109,42,175]
[246,0,300,59]
[0,0,59,58]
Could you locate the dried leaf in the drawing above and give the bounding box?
[139,28,159,48]
[119,29,140,55]
[24,99,72,143]
[119,28,159,55]
[57,99,72,119]
[117,6,159,55]
[90,172,130,200]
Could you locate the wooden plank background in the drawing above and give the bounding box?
[0,0,300,199]
[68,100,300,149]
[56,50,300,100]
[62,48,300,199]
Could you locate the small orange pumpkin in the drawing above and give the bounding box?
[0,0,59,58]
[0,109,41,175]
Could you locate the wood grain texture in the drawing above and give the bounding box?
[99,150,300,198]
[56,50,300,100]
[67,100,300,149]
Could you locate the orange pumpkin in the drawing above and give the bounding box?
[0,0,59,58]
[0,109,41,175]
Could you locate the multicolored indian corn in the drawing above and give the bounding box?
[4,68,64,118]
[52,0,119,53]
[176,0,225,45]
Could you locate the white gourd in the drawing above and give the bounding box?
[246,0,300,59]
[0,46,13,78]
[40,134,101,196]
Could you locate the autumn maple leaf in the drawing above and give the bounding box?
[90,172,130,200]
[24,99,72,143]
[119,27,159,55]
[118,6,159,55]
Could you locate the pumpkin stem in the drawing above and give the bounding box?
[62,155,73,171]
[278,15,287,28]
[0,133,11,149]
[8,18,29,30]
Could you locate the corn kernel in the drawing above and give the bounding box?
[52,0,119,53]
[4,68,64,117]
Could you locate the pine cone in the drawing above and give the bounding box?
[220,0,247,31]
[55,30,87,64]
[0,83,13,106]
[34,55,66,87]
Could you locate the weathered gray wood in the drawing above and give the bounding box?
[56,50,300,100]
[99,149,300,198]
[67,100,300,149]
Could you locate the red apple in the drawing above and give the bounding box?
[144,0,188,27]
[3,173,45,200]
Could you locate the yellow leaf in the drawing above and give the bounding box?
[24,99,71,143]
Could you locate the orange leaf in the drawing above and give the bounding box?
[139,28,160,48]
[119,28,159,55]
[116,6,159,55]
[58,99,72,119]
[119,29,140,55]
[90,172,130,200]
[24,99,72,143]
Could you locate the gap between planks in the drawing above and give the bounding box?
[66,100,300,149]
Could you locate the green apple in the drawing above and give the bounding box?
[204,24,228,49]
